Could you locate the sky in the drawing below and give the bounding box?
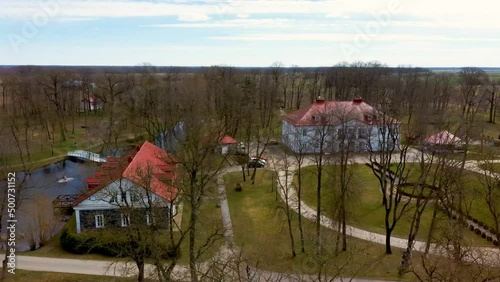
[0,0,499,67]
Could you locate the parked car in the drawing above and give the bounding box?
[265,139,279,145]
[248,156,266,168]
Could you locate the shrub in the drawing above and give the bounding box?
[469,225,475,231]
[60,228,96,254]
[475,229,482,235]
[235,183,242,192]
[481,233,487,239]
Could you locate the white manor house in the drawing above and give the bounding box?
[281,97,401,153]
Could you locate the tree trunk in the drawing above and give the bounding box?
[385,213,393,254]
[189,185,199,282]
[137,261,145,282]
[2,254,7,280]
[316,164,322,255]
[297,168,305,253]
[241,165,246,182]
[58,117,66,142]
[489,88,496,124]
[425,202,438,254]
[286,209,296,257]
[385,231,392,254]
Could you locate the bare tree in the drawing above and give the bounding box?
[40,73,68,142]
[270,150,296,257]
[367,88,415,255]
[458,67,488,118]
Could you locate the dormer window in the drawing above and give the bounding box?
[314,115,321,122]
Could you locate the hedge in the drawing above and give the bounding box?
[59,215,179,258]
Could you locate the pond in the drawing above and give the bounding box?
[1,147,131,251]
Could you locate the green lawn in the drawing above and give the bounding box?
[396,162,499,229]
[296,164,492,245]
[224,169,416,280]
[3,113,147,171]
[478,162,500,174]
[25,198,223,266]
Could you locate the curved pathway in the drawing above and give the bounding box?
[267,151,500,267]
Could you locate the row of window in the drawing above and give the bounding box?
[94,213,154,228]
[109,191,136,204]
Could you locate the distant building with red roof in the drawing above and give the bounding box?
[80,96,101,112]
[73,141,178,233]
[423,130,462,152]
[282,97,400,153]
[219,135,238,155]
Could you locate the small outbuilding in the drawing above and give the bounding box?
[219,135,238,155]
[423,130,462,152]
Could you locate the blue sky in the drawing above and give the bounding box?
[0,0,499,67]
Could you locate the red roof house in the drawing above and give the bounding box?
[73,141,178,233]
[282,97,400,153]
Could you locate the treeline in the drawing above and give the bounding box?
[0,63,497,162]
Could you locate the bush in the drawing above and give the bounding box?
[60,228,96,254]
[475,229,482,235]
[493,240,499,246]
[469,225,475,231]
[235,183,242,192]
[481,233,487,239]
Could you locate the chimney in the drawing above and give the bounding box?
[353,98,363,104]
[136,144,141,152]
[128,156,133,163]
[316,95,325,104]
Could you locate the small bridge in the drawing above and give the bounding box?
[67,150,107,163]
[52,194,80,214]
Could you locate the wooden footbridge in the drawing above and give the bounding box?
[67,150,107,163]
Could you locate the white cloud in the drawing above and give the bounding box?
[208,33,500,43]
[147,18,294,28]
[177,13,211,22]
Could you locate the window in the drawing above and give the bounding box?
[302,129,307,137]
[347,128,356,139]
[358,128,368,139]
[121,214,130,227]
[337,129,346,140]
[121,191,127,203]
[130,192,139,202]
[95,214,104,228]
[146,213,156,225]
[109,193,117,204]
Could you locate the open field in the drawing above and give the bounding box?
[296,164,492,246]
[224,169,416,280]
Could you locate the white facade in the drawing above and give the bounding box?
[74,178,173,233]
[281,119,400,154]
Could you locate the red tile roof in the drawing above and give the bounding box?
[220,135,238,144]
[283,98,381,126]
[75,141,178,206]
[424,130,461,145]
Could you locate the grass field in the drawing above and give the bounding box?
[224,169,417,280]
[2,113,147,171]
[296,164,491,245]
